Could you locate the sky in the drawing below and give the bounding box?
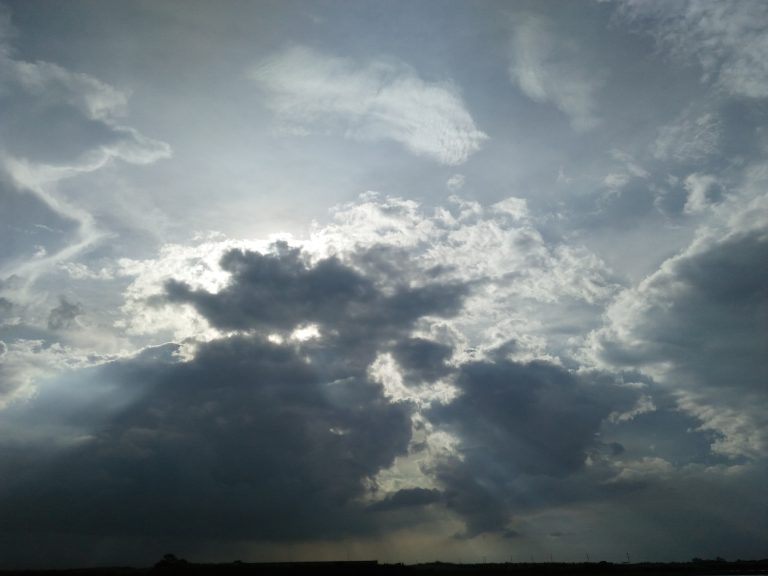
[0,0,766,568]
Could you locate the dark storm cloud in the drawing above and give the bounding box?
[435,361,637,476]
[165,243,467,364]
[0,334,412,542]
[164,243,376,332]
[391,338,452,384]
[603,406,729,467]
[47,296,82,330]
[367,487,442,512]
[0,244,468,556]
[427,360,641,535]
[596,227,768,398]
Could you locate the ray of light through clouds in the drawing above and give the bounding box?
[0,0,766,568]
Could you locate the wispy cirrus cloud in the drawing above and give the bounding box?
[614,0,768,99]
[0,21,171,283]
[509,15,605,131]
[250,46,487,165]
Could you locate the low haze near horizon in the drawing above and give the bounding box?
[0,0,767,568]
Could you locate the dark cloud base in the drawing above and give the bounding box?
[3,239,765,565]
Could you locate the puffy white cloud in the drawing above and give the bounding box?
[122,194,619,366]
[251,46,487,165]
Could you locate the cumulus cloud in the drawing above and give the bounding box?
[614,0,768,98]
[428,360,640,536]
[251,46,487,165]
[2,192,633,549]
[120,194,620,364]
[588,179,768,459]
[2,181,763,556]
[0,240,473,549]
[391,338,453,384]
[0,335,413,542]
[165,243,466,339]
[509,15,604,130]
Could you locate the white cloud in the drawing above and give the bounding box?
[603,173,630,191]
[250,46,487,165]
[615,0,768,98]
[509,15,604,131]
[122,193,619,366]
[0,28,171,284]
[11,58,128,121]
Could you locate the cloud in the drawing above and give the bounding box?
[653,109,721,163]
[0,191,630,553]
[251,46,487,165]
[0,338,101,409]
[0,55,170,171]
[120,194,620,366]
[446,173,465,192]
[587,177,768,459]
[0,10,170,285]
[614,0,768,98]
[47,297,83,330]
[0,6,174,405]
[683,173,723,213]
[0,335,412,543]
[367,487,442,512]
[509,15,604,131]
[427,360,639,536]
[164,243,467,349]
[391,338,453,384]
[0,242,472,553]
